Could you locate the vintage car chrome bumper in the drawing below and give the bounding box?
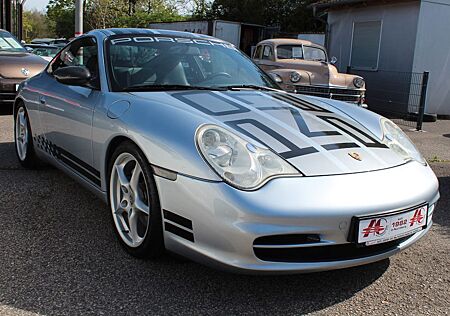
[155,161,439,274]
[284,84,366,106]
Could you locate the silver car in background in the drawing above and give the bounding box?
[14,28,439,274]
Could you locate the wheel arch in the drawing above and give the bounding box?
[105,135,135,175]
[13,97,25,116]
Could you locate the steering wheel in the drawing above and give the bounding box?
[207,72,232,80]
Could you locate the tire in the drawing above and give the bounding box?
[108,141,164,258]
[14,103,40,169]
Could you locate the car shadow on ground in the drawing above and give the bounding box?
[0,141,396,315]
[433,174,450,236]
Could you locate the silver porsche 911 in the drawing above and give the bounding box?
[14,28,439,274]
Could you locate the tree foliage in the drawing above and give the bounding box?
[43,0,320,41]
[23,10,53,42]
[208,0,323,33]
[46,0,75,38]
[45,0,185,39]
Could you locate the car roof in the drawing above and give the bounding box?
[26,44,59,48]
[90,28,229,43]
[258,38,324,48]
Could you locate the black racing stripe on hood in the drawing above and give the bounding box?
[319,116,387,149]
[171,91,250,116]
[225,118,318,159]
[271,93,332,113]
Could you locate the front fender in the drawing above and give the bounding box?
[93,96,222,192]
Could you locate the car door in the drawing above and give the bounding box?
[256,45,278,72]
[39,36,102,183]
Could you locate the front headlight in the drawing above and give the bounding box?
[269,73,283,83]
[380,118,426,165]
[353,77,365,88]
[196,125,299,190]
[290,71,301,83]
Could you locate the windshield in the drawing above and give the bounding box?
[277,44,327,62]
[105,35,277,91]
[304,46,327,62]
[0,31,25,52]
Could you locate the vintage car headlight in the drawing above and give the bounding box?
[353,77,365,88]
[196,125,299,190]
[381,119,426,165]
[269,73,283,83]
[290,71,302,83]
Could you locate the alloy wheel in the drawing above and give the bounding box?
[15,107,28,161]
[110,152,151,248]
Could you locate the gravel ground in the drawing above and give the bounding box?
[0,114,449,315]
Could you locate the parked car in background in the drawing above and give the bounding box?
[25,44,60,62]
[0,30,47,109]
[31,38,69,48]
[253,38,366,107]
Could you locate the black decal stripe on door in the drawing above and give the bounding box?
[57,146,101,178]
[35,135,101,187]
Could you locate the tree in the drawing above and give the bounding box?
[208,0,323,33]
[23,10,54,42]
[46,0,76,38]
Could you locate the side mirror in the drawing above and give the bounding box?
[53,66,91,86]
[25,47,33,53]
[330,56,338,65]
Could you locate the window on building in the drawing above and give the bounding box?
[350,21,382,70]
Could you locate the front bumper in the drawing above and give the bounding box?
[0,78,22,107]
[155,161,439,274]
[284,84,365,106]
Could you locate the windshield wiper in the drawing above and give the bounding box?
[218,84,281,92]
[121,84,226,92]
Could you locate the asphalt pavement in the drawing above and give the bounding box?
[0,114,449,315]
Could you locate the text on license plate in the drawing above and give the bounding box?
[357,205,428,245]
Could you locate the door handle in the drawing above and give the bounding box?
[39,96,46,104]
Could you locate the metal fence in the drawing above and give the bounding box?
[347,67,429,130]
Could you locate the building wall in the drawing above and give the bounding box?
[297,33,325,46]
[328,1,420,72]
[327,2,421,114]
[412,0,450,115]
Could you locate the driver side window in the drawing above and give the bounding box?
[48,37,100,89]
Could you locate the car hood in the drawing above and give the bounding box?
[274,60,333,85]
[130,90,405,176]
[0,52,47,79]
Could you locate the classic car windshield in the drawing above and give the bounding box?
[277,45,327,62]
[32,47,59,58]
[303,46,327,62]
[106,36,276,91]
[0,31,26,52]
[277,45,304,59]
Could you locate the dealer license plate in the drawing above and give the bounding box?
[357,205,428,245]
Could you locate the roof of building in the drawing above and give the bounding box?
[310,0,415,9]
